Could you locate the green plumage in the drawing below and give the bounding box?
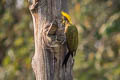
[62,23,78,67]
[61,11,78,67]
[65,24,78,53]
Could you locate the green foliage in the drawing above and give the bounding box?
[71,0,120,80]
[94,31,102,40]
[0,0,34,80]
[105,18,120,36]
[99,12,120,37]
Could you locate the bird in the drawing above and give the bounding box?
[61,11,78,67]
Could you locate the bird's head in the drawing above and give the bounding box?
[61,11,72,24]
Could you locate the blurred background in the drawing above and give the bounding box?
[0,0,120,80]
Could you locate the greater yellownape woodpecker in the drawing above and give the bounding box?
[61,11,78,67]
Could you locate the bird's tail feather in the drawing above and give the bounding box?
[62,51,73,67]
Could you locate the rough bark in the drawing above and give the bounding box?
[29,0,73,80]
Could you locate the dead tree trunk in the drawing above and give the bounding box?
[29,0,73,80]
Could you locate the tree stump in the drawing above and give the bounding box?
[29,0,73,80]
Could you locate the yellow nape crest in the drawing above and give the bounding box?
[61,11,72,24]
